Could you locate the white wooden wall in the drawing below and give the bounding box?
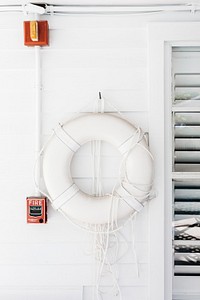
[1,8,200,300]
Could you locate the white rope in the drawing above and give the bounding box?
[54,123,80,152]
[94,190,122,300]
[131,216,139,277]
[91,96,104,197]
[52,184,79,210]
[89,96,153,299]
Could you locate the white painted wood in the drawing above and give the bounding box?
[83,286,147,300]
[0,288,83,300]
[71,156,121,178]
[0,92,34,113]
[0,70,34,89]
[0,211,149,242]
[0,264,147,287]
[0,29,25,49]
[148,31,165,300]
[42,49,147,68]
[0,241,148,265]
[0,134,34,157]
[42,90,148,114]
[49,28,147,49]
[0,113,35,134]
[0,11,149,298]
[2,9,200,300]
[0,50,34,69]
[42,68,147,93]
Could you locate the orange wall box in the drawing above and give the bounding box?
[27,197,47,223]
[24,20,49,46]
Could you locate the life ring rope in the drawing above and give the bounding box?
[118,127,141,154]
[54,123,80,152]
[117,185,144,212]
[52,183,79,210]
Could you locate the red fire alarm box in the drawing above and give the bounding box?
[24,20,49,46]
[27,197,47,223]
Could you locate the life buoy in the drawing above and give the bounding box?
[43,113,153,224]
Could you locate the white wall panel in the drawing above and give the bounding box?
[42,68,147,92]
[0,91,34,113]
[0,50,34,69]
[0,156,34,181]
[0,134,34,157]
[0,70,34,89]
[42,91,148,115]
[0,9,151,300]
[49,28,147,49]
[0,13,24,29]
[83,286,147,300]
[71,156,121,178]
[0,179,34,198]
[0,288,83,300]
[0,7,200,300]
[0,29,24,49]
[0,241,148,265]
[42,49,147,68]
[0,264,147,287]
[0,113,34,134]
[47,15,147,29]
[0,207,148,242]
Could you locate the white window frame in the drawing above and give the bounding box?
[148,22,200,300]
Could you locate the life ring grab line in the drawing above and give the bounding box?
[56,113,142,149]
[42,113,154,224]
[54,123,81,152]
[54,121,144,156]
[51,183,145,212]
[116,185,144,212]
[118,127,142,154]
[52,183,79,210]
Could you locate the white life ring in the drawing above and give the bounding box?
[43,113,153,224]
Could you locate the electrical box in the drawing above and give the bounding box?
[24,20,49,46]
[27,197,47,223]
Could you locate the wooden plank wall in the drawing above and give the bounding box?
[1,10,192,300]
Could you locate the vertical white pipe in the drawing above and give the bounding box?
[35,44,42,196]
